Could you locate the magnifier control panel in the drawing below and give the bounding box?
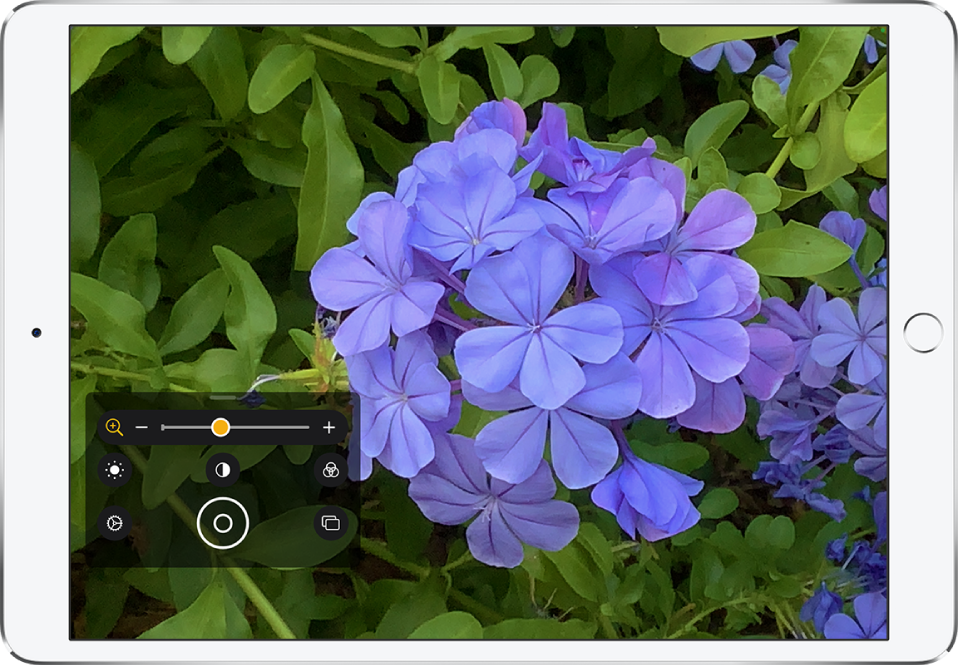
[78,393,359,569]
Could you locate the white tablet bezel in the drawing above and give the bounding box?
[2,1,954,661]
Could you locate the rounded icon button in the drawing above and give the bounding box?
[314,452,347,488]
[314,505,349,541]
[97,505,132,541]
[97,452,132,487]
[196,497,250,550]
[206,452,241,487]
[904,313,944,353]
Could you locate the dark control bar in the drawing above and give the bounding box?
[97,409,348,445]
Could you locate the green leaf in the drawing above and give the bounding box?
[230,137,307,187]
[248,44,316,114]
[101,150,220,217]
[604,27,680,118]
[697,147,728,188]
[130,125,216,176]
[698,488,740,520]
[376,585,447,639]
[558,103,589,140]
[434,26,535,61]
[231,505,356,567]
[684,101,748,168]
[162,26,213,65]
[656,26,794,57]
[517,55,559,108]
[97,213,161,311]
[83,568,130,639]
[407,612,483,639]
[295,75,364,270]
[213,246,277,384]
[631,439,709,474]
[70,26,144,93]
[189,26,248,121]
[790,132,822,170]
[289,328,316,363]
[74,84,194,177]
[822,177,860,216]
[417,54,461,124]
[787,26,870,128]
[804,93,858,194]
[484,618,596,639]
[71,273,158,360]
[862,150,887,179]
[738,221,852,277]
[752,75,787,128]
[164,348,248,392]
[550,26,576,48]
[157,269,230,356]
[844,73,887,163]
[576,522,613,576]
[138,572,251,639]
[736,173,782,214]
[483,44,523,100]
[767,515,796,550]
[382,476,433,563]
[70,375,97,464]
[350,26,422,49]
[142,445,205,509]
[70,143,101,267]
[542,543,602,602]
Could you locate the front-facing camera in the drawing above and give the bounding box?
[31,328,41,338]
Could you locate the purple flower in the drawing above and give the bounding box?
[826,535,848,562]
[810,287,887,386]
[873,491,887,544]
[820,211,866,254]
[520,102,656,194]
[848,426,887,482]
[408,431,579,568]
[455,98,527,149]
[762,285,837,388]
[801,583,843,633]
[410,160,544,271]
[545,177,677,265]
[676,325,794,434]
[823,592,887,639]
[464,354,641,489]
[632,189,757,307]
[690,40,756,74]
[869,185,887,222]
[591,446,703,541]
[836,370,886,433]
[759,39,797,93]
[757,402,817,463]
[593,253,750,418]
[310,197,445,356]
[813,425,854,464]
[863,35,885,65]
[454,234,624,409]
[346,332,450,478]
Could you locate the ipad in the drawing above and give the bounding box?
[2,1,955,662]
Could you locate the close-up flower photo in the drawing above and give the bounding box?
[69,24,888,640]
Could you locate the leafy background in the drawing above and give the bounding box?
[70,25,886,639]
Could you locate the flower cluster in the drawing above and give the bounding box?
[310,99,785,566]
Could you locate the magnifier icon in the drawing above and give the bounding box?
[105,418,123,437]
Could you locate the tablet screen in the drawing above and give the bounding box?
[69,25,888,641]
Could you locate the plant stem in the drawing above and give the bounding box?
[302,33,416,75]
[765,100,821,180]
[599,614,618,639]
[574,257,589,304]
[434,309,476,333]
[119,445,297,639]
[448,587,504,625]
[71,361,195,393]
[360,536,430,579]
[441,549,474,573]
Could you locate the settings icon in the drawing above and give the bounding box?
[97,505,131,541]
[106,515,124,532]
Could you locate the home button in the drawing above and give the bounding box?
[903,313,943,353]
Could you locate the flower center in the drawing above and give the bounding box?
[651,317,665,332]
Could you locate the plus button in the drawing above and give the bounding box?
[323,422,336,434]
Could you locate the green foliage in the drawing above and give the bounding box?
[70,24,886,641]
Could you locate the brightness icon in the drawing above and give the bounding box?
[97,452,132,488]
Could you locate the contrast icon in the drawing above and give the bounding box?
[313,506,348,541]
[314,452,347,488]
[97,505,132,541]
[97,452,132,487]
[206,451,240,488]
[105,418,123,437]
